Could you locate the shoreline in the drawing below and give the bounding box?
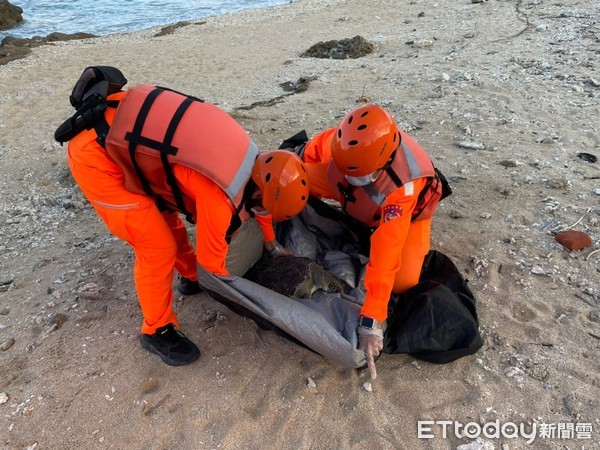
[0,0,291,41]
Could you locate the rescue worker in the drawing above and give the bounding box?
[299,104,446,379]
[57,67,309,366]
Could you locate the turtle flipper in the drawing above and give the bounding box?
[309,263,351,296]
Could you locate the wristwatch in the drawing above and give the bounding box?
[267,243,283,258]
[359,315,383,330]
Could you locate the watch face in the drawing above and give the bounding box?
[360,317,375,329]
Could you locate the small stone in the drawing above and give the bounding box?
[555,230,592,251]
[457,140,485,150]
[499,159,518,168]
[307,377,317,388]
[531,266,546,275]
[589,310,600,323]
[362,381,372,392]
[0,392,8,404]
[0,338,15,351]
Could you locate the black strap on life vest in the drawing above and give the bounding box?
[124,86,195,222]
[336,181,357,213]
[224,179,257,242]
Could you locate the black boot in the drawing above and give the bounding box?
[177,277,202,295]
[140,324,200,366]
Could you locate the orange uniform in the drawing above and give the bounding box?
[67,93,274,334]
[303,128,439,322]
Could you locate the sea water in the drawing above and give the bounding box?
[1,0,289,40]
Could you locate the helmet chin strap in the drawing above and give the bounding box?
[345,169,383,187]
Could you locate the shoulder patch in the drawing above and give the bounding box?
[382,204,403,222]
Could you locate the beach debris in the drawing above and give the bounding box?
[530,266,547,275]
[234,76,317,111]
[280,76,316,94]
[0,337,14,351]
[576,152,597,163]
[0,277,14,292]
[587,248,600,261]
[301,35,375,59]
[456,140,485,150]
[307,377,317,388]
[78,282,100,298]
[0,392,8,405]
[153,20,204,38]
[555,230,592,251]
[203,309,227,323]
[245,256,351,298]
[362,381,373,392]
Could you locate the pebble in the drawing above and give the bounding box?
[0,392,8,404]
[307,377,317,388]
[1,338,15,351]
[457,140,485,150]
[362,381,372,392]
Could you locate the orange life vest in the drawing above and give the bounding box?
[327,130,442,227]
[104,84,258,224]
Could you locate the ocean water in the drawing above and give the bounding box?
[1,0,288,40]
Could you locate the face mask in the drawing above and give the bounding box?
[345,170,382,187]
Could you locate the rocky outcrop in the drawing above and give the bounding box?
[1,32,95,65]
[0,0,23,30]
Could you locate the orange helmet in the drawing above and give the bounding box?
[331,104,400,177]
[251,150,309,221]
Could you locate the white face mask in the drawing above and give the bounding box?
[345,170,382,187]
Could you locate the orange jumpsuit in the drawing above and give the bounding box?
[67,95,274,334]
[303,128,433,322]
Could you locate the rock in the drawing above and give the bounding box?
[555,230,592,251]
[301,35,375,59]
[1,32,95,66]
[456,140,485,150]
[0,0,22,31]
[0,337,14,351]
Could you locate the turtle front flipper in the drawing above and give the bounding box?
[309,263,351,296]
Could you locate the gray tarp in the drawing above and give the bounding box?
[196,203,368,369]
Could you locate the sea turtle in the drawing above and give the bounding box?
[245,255,351,298]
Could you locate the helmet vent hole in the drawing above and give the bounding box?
[301,179,307,186]
[337,129,342,138]
[265,156,273,164]
[357,124,367,130]
[347,166,359,172]
[349,140,359,146]
[301,195,306,201]
[265,173,271,182]
[348,116,353,124]
[361,111,368,117]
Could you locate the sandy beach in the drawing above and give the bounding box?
[0,0,599,448]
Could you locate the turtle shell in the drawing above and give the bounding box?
[245,256,350,298]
